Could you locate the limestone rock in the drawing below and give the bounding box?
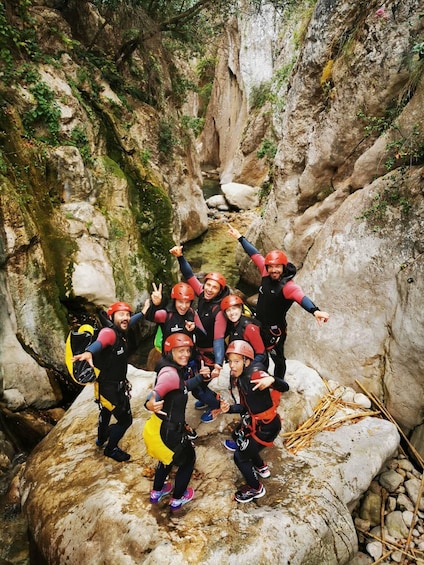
[206,194,229,210]
[385,510,409,539]
[379,470,404,493]
[221,182,260,210]
[21,361,399,564]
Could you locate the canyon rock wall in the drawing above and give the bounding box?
[201,0,424,451]
[0,1,208,408]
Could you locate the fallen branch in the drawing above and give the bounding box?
[356,527,424,562]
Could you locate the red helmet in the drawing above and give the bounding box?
[205,272,226,289]
[226,340,254,360]
[107,302,132,318]
[221,294,243,311]
[164,333,194,353]
[264,250,288,266]
[171,282,195,301]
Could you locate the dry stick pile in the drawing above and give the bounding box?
[281,380,379,454]
[281,379,424,565]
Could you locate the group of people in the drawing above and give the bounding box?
[72,225,329,510]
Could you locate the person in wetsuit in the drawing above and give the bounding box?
[227,225,329,381]
[143,333,212,511]
[145,281,205,355]
[221,293,267,366]
[169,245,230,423]
[220,340,289,503]
[72,300,149,462]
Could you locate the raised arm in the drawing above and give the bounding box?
[228,224,265,273]
[169,245,203,296]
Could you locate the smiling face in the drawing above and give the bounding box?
[203,279,221,301]
[266,264,284,280]
[113,309,131,331]
[175,299,191,316]
[171,346,191,367]
[225,304,243,323]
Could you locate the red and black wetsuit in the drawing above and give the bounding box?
[237,236,319,379]
[228,363,288,490]
[150,358,204,499]
[226,315,267,366]
[176,255,229,409]
[87,312,144,452]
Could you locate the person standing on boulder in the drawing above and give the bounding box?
[220,340,288,503]
[143,333,213,510]
[72,300,149,462]
[227,225,329,381]
[169,245,230,424]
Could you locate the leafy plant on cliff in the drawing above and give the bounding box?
[0,0,41,79]
[22,80,61,144]
[358,108,424,172]
[357,169,412,230]
[182,115,205,139]
[257,139,277,160]
[68,126,93,165]
[250,81,272,109]
[157,118,177,159]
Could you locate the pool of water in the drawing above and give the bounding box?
[201,177,222,200]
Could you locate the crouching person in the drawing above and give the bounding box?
[220,340,289,503]
[143,333,210,511]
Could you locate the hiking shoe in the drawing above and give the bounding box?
[234,483,266,503]
[254,464,271,478]
[223,439,237,452]
[170,487,194,511]
[185,424,198,441]
[104,447,131,462]
[150,482,173,503]
[200,408,221,423]
[95,439,107,448]
[194,400,207,410]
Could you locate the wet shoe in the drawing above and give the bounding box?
[104,446,131,462]
[254,464,271,478]
[223,440,237,452]
[194,400,207,410]
[150,482,173,503]
[234,483,265,503]
[200,408,221,423]
[185,424,198,441]
[170,487,194,510]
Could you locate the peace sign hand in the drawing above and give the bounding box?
[151,282,163,306]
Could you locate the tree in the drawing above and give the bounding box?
[90,0,292,67]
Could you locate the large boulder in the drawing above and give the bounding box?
[221,182,260,210]
[21,361,399,564]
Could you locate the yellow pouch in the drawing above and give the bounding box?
[143,413,174,465]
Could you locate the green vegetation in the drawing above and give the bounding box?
[21,78,61,144]
[357,169,412,230]
[182,115,205,138]
[249,81,272,109]
[257,139,277,160]
[157,118,177,158]
[357,110,424,172]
